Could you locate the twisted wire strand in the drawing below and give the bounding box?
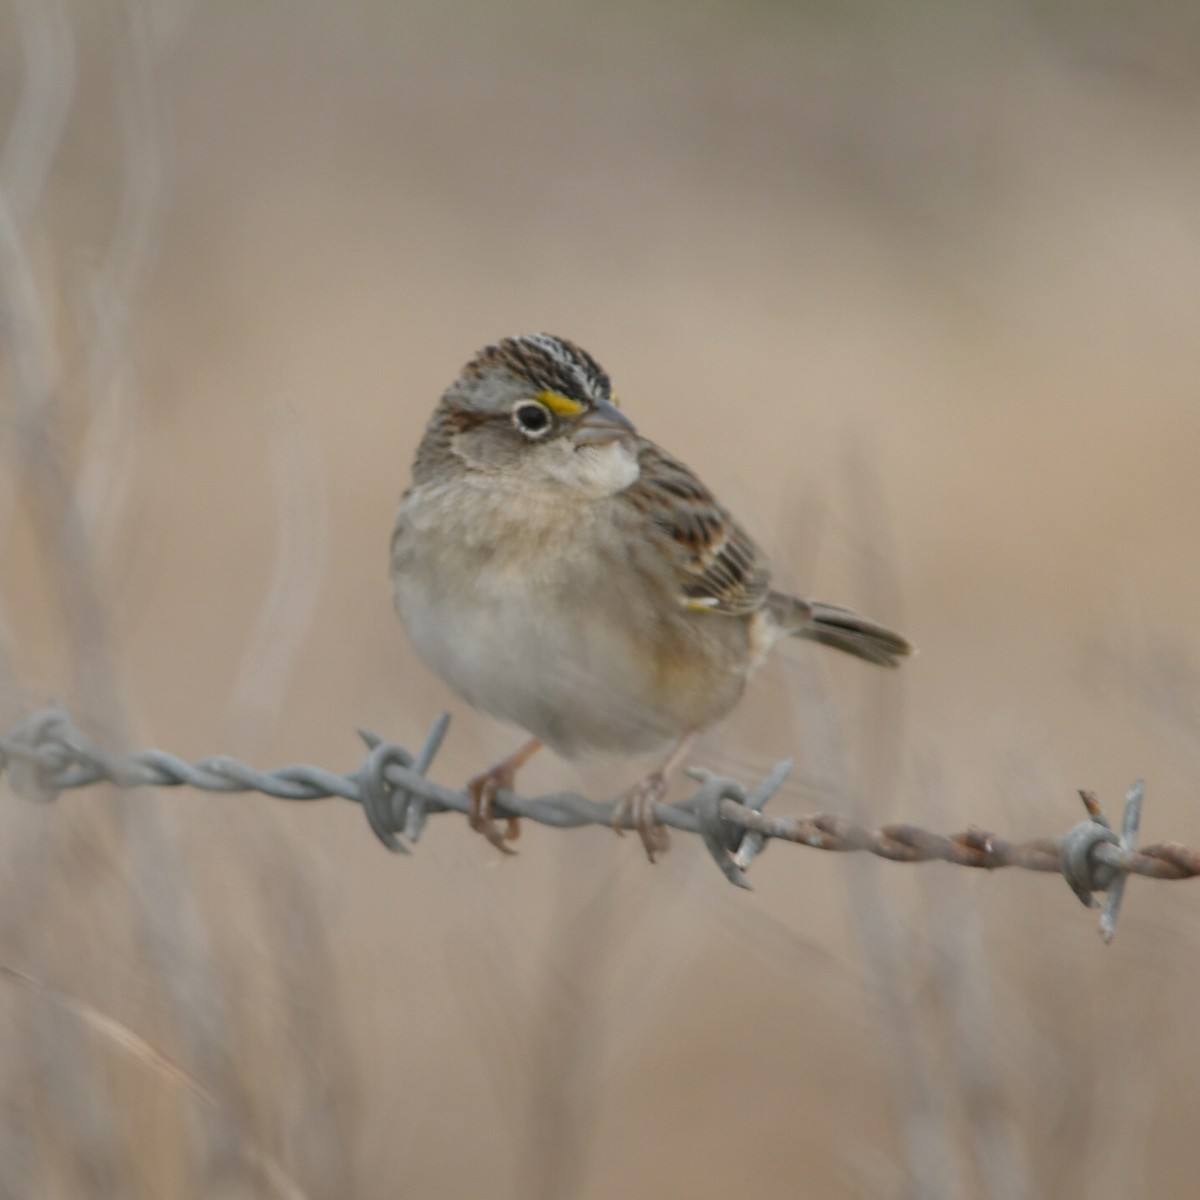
[1,705,1193,938]
[724,804,1198,878]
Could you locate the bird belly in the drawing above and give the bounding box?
[392,488,754,759]
[394,570,674,757]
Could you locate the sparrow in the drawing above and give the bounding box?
[391,334,911,859]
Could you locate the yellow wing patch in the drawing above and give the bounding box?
[536,390,584,417]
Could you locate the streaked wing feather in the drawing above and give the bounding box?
[626,442,770,616]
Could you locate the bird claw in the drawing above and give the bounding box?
[612,770,670,863]
[467,767,521,854]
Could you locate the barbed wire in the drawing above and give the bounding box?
[1,704,1195,941]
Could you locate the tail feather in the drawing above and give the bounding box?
[768,593,913,668]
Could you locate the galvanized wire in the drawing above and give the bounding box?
[1,704,1193,939]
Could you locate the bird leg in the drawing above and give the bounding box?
[611,732,697,863]
[466,737,542,853]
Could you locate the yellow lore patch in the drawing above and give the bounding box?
[535,390,585,417]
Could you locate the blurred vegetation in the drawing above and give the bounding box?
[2,1,1199,1197]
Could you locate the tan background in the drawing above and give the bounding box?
[2,1,1199,1196]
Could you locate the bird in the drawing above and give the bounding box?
[390,333,911,860]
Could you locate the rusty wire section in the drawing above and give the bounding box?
[1,705,1195,940]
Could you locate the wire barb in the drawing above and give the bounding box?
[1062,782,1144,943]
[0,707,1193,938]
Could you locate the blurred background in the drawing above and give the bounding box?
[2,1,1199,1196]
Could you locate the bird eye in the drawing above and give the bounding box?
[513,401,553,438]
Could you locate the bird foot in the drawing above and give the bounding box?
[612,770,670,863]
[467,763,522,854]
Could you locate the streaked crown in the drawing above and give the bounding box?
[458,333,613,410]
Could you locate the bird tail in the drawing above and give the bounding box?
[767,592,913,668]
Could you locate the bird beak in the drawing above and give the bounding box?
[572,399,637,446]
